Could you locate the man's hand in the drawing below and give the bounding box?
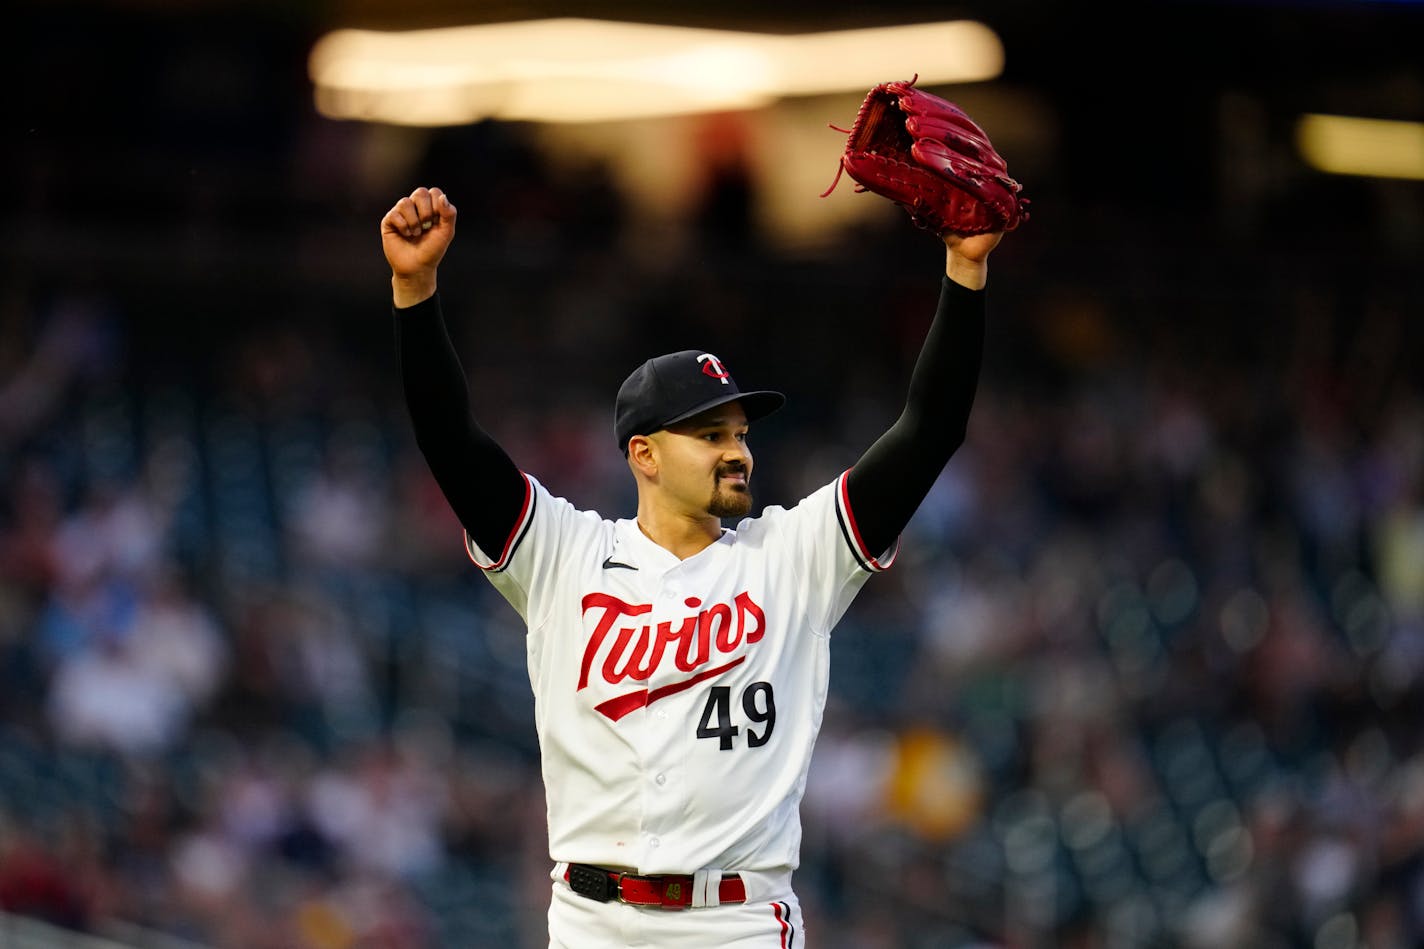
[943,231,1002,290]
[382,187,457,308]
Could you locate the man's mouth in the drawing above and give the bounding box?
[718,469,748,486]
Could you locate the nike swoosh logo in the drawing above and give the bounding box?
[602,557,638,571]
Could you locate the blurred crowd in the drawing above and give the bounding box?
[4,87,1424,949]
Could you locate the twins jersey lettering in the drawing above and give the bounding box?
[465,470,896,876]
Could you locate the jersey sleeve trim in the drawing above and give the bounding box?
[464,471,536,573]
[835,469,898,572]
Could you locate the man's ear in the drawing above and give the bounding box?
[627,434,658,477]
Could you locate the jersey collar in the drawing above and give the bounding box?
[612,518,735,571]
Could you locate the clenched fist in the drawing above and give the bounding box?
[382,186,457,308]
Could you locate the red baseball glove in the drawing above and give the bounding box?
[823,76,1029,236]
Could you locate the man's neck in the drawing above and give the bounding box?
[634,502,722,561]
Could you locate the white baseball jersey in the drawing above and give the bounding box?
[464,469,896,877]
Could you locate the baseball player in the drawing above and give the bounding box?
[383,176,1002,945]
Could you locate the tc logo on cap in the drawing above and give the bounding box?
[697,353,730,384]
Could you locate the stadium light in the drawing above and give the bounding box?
[1296,113,1424,181]
[308,18,1004,125]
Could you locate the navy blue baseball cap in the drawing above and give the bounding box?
[615,350,785,452]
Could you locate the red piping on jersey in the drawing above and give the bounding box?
[468,472,533,571]
[593,656,746,721]
[837,470,895,571]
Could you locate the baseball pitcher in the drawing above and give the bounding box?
[382,80,1027,947]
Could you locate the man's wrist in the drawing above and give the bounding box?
[392,273,437,309]
[945,255,988,290]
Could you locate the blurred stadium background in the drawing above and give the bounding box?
[4,0,1423,947]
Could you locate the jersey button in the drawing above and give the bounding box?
[649,837,661,848]
[655,773,667,786]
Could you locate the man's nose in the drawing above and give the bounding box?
[723,443,750,465]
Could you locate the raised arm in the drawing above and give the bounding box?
[384,187,528,557]
[843,231,1000,558]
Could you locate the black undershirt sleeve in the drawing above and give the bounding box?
[394,294,528,557]
[844,276,986,558]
